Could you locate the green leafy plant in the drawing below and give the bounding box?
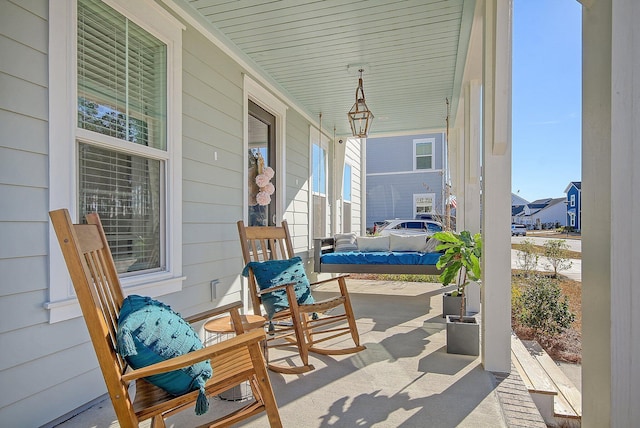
[542,239,573,278]
[434,230,482,320]
[518,275,575,337]
[515,238,539,277]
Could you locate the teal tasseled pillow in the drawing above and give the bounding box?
[242,256,315,320]
[116,295,212,415]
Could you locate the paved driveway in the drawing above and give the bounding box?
[511,235,581,252]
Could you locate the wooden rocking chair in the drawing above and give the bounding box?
[50,209,282,428]
[237,220,365,374]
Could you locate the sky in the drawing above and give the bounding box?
[511,0,582,203]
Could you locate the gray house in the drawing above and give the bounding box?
[365,133,446,229]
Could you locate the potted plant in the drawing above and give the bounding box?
[434,230,482,356]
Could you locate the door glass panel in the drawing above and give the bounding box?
[248,101,276,226]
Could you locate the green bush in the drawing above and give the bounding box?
[518,275,575,337]
[511,283,524,316]
[516,239,539,277]
[543,240,573,278]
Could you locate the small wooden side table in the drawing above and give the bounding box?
[204,314,267,335]
[204,314,267,401]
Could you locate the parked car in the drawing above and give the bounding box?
[511,224,527,236]
[371,221,387,235]
[416,213,456,230]
[377,219,443,236]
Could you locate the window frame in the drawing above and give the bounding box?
[414,193,436,217]
[243,75,287,226]
[47,0,185,323]
[343,163,352,203]
[413,138,435,171]
[310,125,329,239]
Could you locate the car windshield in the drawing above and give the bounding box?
[426,223,442,233]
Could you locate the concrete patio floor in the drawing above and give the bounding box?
[53,279,543,427]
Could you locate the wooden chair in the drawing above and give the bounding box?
[237,220,365,374]
[49,209,282,428]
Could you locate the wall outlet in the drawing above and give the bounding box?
[210,279,220,300]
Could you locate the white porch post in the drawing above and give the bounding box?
[453,127,465,231]
[481,0,512,373]
[582,0,640,426]
[464,79,482,235]
[462,80,483,315]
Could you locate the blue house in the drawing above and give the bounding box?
[565,181,582,231]
[365,133,446,229]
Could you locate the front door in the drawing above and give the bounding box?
[248,101,277,226]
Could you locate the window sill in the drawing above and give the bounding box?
[44,275,186,323]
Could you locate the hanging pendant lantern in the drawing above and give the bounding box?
[347,69,374,138]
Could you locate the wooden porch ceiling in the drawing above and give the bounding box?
[181,0,477,137]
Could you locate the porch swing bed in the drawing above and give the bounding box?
[313,235,443,276]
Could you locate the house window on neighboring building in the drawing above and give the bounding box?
[48,0,184,322]
[570,194,575,207]
[414,193,435,217]
[570,212,576,227]
[414,138,434,170]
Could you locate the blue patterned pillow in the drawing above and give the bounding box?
[242,256,315,319]
[116,295,212,415]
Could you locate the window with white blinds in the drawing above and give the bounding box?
[77,0,167,274]
[48,0,183,321]
[79,143,162,274]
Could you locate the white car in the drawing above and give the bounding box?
[376,219,443,236]
[511,224,527,236]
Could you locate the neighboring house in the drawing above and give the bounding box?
[365,133,446,229]
[511,204,526,223]
[512,197,567,229]
[511,193,528,224]
[565,181,582,231]
[511,192,529,206]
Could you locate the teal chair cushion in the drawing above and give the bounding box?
[116,295,212,415]
[242,256,315,319]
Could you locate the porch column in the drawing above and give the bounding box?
[581,0,640,426]
[461,80,483,315]
[449,126,463,230]
[464,79,482,234]
[480,0,512,373]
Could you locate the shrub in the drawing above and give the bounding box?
[516,239,539,277]
[543,240,573,278]
[518,275,575,337]
[511,282,524,316]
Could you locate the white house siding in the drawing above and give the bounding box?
[531,199,566,228]
[345,138,363,235]
[284,108,312,256]
[0,2,109,426]
[175,26,247,318]
[0,3,338,425]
